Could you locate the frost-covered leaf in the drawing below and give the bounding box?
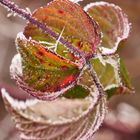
[24,0,101,58]
[90,55,121,91]
[1,86,106,140]
[85,2,130,54]
[90,55,134,98]
[10,32,81,100]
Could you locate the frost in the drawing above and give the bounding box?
[54,26,66,52]
[7,11,17,17]
[25,7,31,15]
[69,0,83,3]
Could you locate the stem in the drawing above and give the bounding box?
[87,60,105,96]
[0,0,83,57]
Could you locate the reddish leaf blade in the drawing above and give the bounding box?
[13,32,80,97]
[85,2,130,54]
[24,0,101,58]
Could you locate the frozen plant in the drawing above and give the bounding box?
[0,0,134,140]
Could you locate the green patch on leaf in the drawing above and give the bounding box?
[119,59,134,92]
[63,85,90,99]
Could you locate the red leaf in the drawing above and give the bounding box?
[24,0,101,58]
[85,2,130,54]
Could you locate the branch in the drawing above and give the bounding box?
[87,60,105,97]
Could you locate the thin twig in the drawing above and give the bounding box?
[87,60,105,97]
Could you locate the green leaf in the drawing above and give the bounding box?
[16,33,80,93]
[90,54,134,98]
[119,59,134,92]
[63,85,90,99]
[85,2,130,54]
[24,0,101,59]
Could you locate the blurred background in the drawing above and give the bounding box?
[0,0,140,140]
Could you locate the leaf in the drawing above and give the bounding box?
[90,54,134,98]
[85,2,130,54]
[90,55,121,91]
[11,32,81,100]
[63,85,90,99]
[1,87,106,140]
[119,59,133,89]
[24,0,101,58]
